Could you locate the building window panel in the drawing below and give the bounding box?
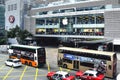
[36,19,45,25]
[11,4,13,11]
[14,4,17,10]
[8,5,10,11]
[96,14,104,24]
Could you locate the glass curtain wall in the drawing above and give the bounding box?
[0,5,5,36]
[35,14,104,36]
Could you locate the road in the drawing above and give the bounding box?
[0,47,119,80]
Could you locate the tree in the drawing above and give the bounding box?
[7,25,33,43]
[0,37,6,45]
[7,25,21,38]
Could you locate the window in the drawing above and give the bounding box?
[83,73,88,76]
[65,74,70,77]
[80,62,94,68]
[89,74,94,76]
[109,65,111,70]
[11,4,13,11]
[53,74,59,78]
[8,5,10,11]
[14,4,17,10]
[14,60,20,63]
[36,19,45,25]
[59,74,63,78]
[63,58,72,63]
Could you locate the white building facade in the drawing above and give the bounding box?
[5,0,120,48]
[5,0,31,30]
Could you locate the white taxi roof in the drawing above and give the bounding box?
[56,71,68,75]
[85,70,97,75]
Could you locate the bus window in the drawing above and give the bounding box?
[63,58,72,64]
[108,65,111,70]
[80,62,94,68]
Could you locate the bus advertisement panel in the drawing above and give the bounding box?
[8,44,46,68]
[58,47,117,78]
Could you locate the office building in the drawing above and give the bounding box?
[5,0,31,30]
[5,0,120,47]
[0,4,5,36]
[0,0,4,4]
[24,0,120,46]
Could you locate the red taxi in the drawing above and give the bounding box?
[47,71,75,80]
[75,69,105,80]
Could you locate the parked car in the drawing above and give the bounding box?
[75,69,105,80]
[5,58,22,67]
[47,71,75,80]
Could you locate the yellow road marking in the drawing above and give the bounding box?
[19,66,28,80]
[46,61,50,72]
[34,68,38,80]
[59,67,62,71]
[0,75,46,78]
[0,70,36,73]
[2,67,14,80]
[0,65,5,70]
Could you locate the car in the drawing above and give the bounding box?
[5,58,22,67]
[47,71,75,80]
[117,73,120,80]
[75,69,105,80]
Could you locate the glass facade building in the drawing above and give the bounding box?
[27,0,120,39]
[33,2,107,37]
[0,5,5,36]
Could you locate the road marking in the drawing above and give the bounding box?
[0,65,5,70]
[46,61,50,72]
[2,67,14,80]
[34,68,38,80]
[0,70,35,73]
[59,67,62,71]
[0,75,46,78]
[19,66,28,80]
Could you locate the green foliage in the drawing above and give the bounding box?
[7,25,33,42]
[0,37,6,45]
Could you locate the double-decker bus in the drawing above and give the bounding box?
[58,47,117,78]
[8,44,46,68]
